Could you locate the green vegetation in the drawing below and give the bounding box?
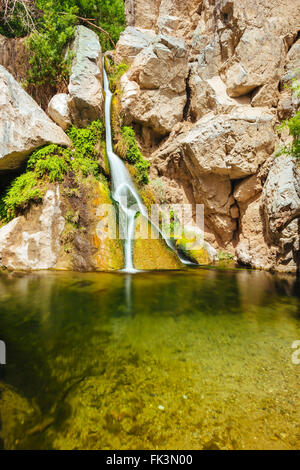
[1,1,125,90]
[115,127,150,185]
[0,120,106,222]
[218,251,234,261]
[0,172,44,222]
[107,61,129,92]
[277,78,300,160]
[26,4,77,89]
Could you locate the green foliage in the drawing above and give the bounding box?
[120,127,150,185]
[2,1,125,90]
[0,120,106,222]
[26,2,77,88]
[108,62,129,92]
[0,172,44,221]
[0,0,36,37]
[218,251,234,261]
[67,120,105,158]
[73,0,126,51]
[276,79,300,160]
[65,209,80,228]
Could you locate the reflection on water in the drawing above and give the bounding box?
[0,268,299,450]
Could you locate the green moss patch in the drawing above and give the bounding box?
[0,120,107,223]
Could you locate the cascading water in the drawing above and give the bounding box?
[102,60,190,272]
[103,61,147,272]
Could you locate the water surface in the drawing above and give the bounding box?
[0,268,299,450]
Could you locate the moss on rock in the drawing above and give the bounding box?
[133,215,182,270]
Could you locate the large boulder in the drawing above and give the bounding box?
[236,156,300,273]
[280,39,300,86]
[188,70,250,121]
[154,108,275,179]
[220,27,286,98]
[152,108,275,245]
[119,34,189,135]
[115,26,156,64]
[68,26,104,127]
[0,66,71,171]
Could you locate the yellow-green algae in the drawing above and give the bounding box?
[133,215,182,271]
[0,268,299,450]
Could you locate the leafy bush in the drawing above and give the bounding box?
[0,120,106,222]
[116,126,150,185]
[0,172,44,221]
[1,1,125,91]
[26,3,77,88]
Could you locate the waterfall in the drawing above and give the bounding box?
[102,60,189,271]
[103,61,147,272]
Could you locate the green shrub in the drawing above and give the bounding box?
[1,1,125,91]
[0,172,44,221]
[0,0,37,38]
[118,126,150,185]
[26,3,77,88]
[0,120,106,222]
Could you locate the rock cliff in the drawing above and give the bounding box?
[113,0,300,272]
[0,0,299,272]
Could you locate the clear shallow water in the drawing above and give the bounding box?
[0,268,299,450]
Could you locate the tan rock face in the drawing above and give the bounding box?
[261,156,300,272]
[0,187,65,270]
[220,27,286,98]
[118,33,189,135]
[115,27,156,65]
[153,109,275,179]
[0,66,71,171]
[119,0,300,271]
[236,196,273,270]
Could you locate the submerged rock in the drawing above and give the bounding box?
[133,215,182,270]
[0,66,71,171]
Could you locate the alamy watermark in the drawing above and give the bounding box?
[0,340,6,365]
[95,201,205,247]
[291,340,300,365]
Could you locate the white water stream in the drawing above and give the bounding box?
[102,60,189,272]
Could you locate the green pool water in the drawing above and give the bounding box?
[0,267,299,450]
